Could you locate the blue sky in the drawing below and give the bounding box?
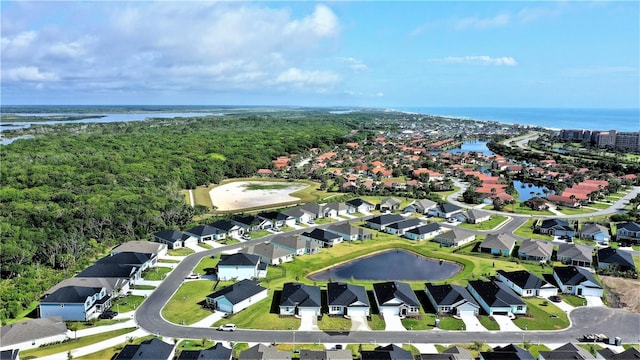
[1,1,638,108]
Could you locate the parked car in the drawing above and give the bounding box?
[185,273,201,279]
[549,295,562,303]
[217,323,236,331]
[241,234,251,240]
[99,310,118,319]
[273,227,281,232]
[307,219,315,224]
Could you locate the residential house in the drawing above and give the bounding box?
[270,235,318,256]
[216,253,267,281]
[299,203,326,219]
[517,239,554,262]
[184,225,225,243]
[114,338,175,360]
[538,343,594,360]
[616,222,640,245]
[76,262,141,290]
[0,349,19,360]
[479,233,517,256]
[361,344,413,360]
[281,207,312,225]
[524,197,549,211]
[300,228,343,248]
[154,229,196,249]
[256,211,295,228]
[246,243,293,265]
[210,219,242,239]
[345,198,375,214]
[39,286,109,321]
[496,270,558,298]
[404,199,437,215]
[365,213,405,231]
[464,209,491,224]
[433,228,476,247]
[96,251,154,273]
[418,346,473,360]
[553,266,603,297]
[325,223,373,241]
[372,281,421,317]
[205,279,268,314]
[537,219,575,237]
[557,243,594,267]
[0,317,68,351]
[428,204,463,219]
[384,218,423,235]
[379,197,402,212]
[279,283,322,316]
[424,283,480,316]
[232,215,272,232]
[466,280,527,316]
[405,223,442,241]
[43,277,126,308]
[597,247,636,272]
[580,223,610,245]
[597,347,640,360]
[177,344,232,360]
[111,241,167,260]
[480,344,534,360]
[324,202,349,217]
[326,282,370,317]
[547,194,582,208]
[238,344,291,360]
[299,349,352,360]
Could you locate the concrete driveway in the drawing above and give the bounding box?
[551,299,575,313]
[492,315,521,331]
[459,315,488,331]
[349,315,371,331]
[585,296,605,307]
[298,312,320,331]
[381,312,406,331]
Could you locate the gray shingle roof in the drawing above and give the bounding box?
[425,283,479,307]
[497,270,552,290]
[0,317,67,347]
[40,286,103,304]
[218,253,260,267]
[373,281,419,306]
[597,247,636,269]
[553,266,601,287]
[280,283,321,308]
[366,214,405,226]
[385,218,423,230]
[327,282,370,307]
[112,241,165,255]
[206,279,267,305]
[176,343,232,360]
[480,233,517,251]
[557,243,594,262]
[518,239,553,258]
[114,338,174,360]
[467,280,525,308]
[407,223,441,235]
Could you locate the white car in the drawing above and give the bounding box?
[185,273,201,279]
[217,323,236,331]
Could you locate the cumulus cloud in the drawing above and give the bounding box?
[285,5,339,37]
[274,67,341,87]
[433,56,518,66]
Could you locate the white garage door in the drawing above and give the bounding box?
[458,309,477,317]
[348,307,369,317]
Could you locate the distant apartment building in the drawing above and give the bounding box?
[559,129,640,151]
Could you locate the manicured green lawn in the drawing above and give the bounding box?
[558,207,596,215]
[193,255,219,275]
[368,315,386,330]
[439,316,465,330]
[251,230,270,238]
[588,202,612,209]
[168,248,194,256]
[158,259,180,264]
[65,319,128,331]
[211,291,301,330]
[459,215,508,230]
[513,297,569,330]
[402,311,436,330]
[513,219,554,241]
[317,314,351,331]
[198,242,214,250]
[131,284,156,290]
[142,266,172,281]
[20,327,136,358]
[563,295,586,307]
[176,339,217,351]
[162,280,218,325]
[478,315,500,330]
[75,335,157,360]
[113,295,145,313]
[503,202,555,216]
[526,344,551,358]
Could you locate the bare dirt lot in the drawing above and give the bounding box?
[601,276,640,314]
[209,181,309,211]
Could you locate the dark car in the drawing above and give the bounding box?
[99,310,118,319]
[549,295,562,303]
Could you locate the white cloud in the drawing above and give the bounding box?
[342,57,368,71]
[5,66,58,81]
[274,67,341,87]
[285,5,339,37]
[433,56,518,66]
[455,14,510,30]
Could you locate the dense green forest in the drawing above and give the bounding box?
[0,112,362,321]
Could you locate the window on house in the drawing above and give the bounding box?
[517,306,523,311]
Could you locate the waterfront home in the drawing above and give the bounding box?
[556,243,594,267]
[205,279,268,314]
[553,266,603,297]
[424,283,480,316]
[154,229,197,249]
[300,228,343,248]
[616,222,640,245]
[405,223,442,241]
[114,338,175,360]
[270,235,318,256]
[478,233,516,256]
[433,228,476,247]
[372,281,421,317]
[216,253,267,281]
[279,283,322,317]
[325,223,373,241]
[326,282,370,317]
[467,280,527,316]
[365,213,405,231]
[496,270,558,298]
[597,247,636,272]
[517,239,553,262]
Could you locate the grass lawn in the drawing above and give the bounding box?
[558,207,597,215]
[198,242,214,250]
[368,315,385,330]
[623,344,640,350]
[317,314,351,331]
[168,248,194,256]
[75,335,157,360]
[193,186,214,208]
[439,316,465,330]
[113,295,145,313]
[193,255,219,275]
[158,259,181,264]
[562,295,586,307]
[458,215,508,230]
[65,319,128,331]
[275,343,326,352]
[588,202,612,209]
[176,339,217,351]
[503,202,555,216]
[20,327,136,358]
[131,284,156,290]
[402,310,436,330]
[142,266,172,281]
[251,230,271,238]
[162,280,218,325]
[513,219,553,241]
[211,291,301,330]
[512,297,569,330]
[526,344,551,358]
[478,315,500,330]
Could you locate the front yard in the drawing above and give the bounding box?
[512,297,570,330]
[458,215,509,230]
[142,266,172,281]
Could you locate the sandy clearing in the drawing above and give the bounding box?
[601,276,640,314]
[209,181,309,211]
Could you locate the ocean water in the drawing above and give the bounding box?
[396,107,639,132]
